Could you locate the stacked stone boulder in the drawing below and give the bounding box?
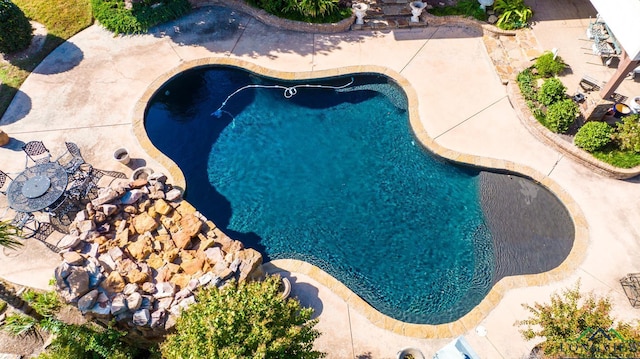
[53,172,264,342]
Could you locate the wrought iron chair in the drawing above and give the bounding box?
[46,194,82,234]
[0,170,12,195]
[22,141,51,167]
[56,141,86,174]
[11,211,40,239]
[66,164,97,203]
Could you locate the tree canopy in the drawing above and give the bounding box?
[161,275,325,359]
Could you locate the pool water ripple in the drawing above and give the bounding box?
[145,67,574,324]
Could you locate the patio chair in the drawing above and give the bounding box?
[56,141,86,174]
[0,170,12,195]
[22,140,51,167]
[46,194,81,234]
[620,273,640,308]
[10,211,40,239]
[66,164,97,203]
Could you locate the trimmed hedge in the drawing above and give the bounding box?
[0,0,33,54]
[91,0,191,34]
[574,121,612,152]
[546,99,578,134]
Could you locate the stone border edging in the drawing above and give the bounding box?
[189,0,355,33]
[132,57,588,339]
[506,81,640,179]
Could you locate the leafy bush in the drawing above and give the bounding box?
[613,114,640,152]
[592,146,640,168]
[161,276,325,359]
[574,121,612,152]
[546,99,577,133]
[428,0,487,21]
[537,77,566,106]
[493,0,532,30]
[248,0,349,23]
[535,51,565,78]
[285,0,339,18]
[517,281,640,358]
[38,320,145,359]
[516,68,537,101]
[0,0,33,54]
[91,0,191,34]
[22,289,60,318]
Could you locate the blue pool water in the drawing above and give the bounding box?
[145,67,574,324]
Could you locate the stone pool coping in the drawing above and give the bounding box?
[132,57,589,338]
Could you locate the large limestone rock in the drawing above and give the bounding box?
[66,268,90,301]
[179,213,202,238]
[132,212,159,234]
[101,271,126,294]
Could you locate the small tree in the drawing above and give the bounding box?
[0,0,33,54]
[517,281,640,358]
[574,121,612,152]
[161,275,326,359]
[613,114,640,152]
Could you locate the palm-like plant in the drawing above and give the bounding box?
[494,0,533,30]
[0,220,22,250]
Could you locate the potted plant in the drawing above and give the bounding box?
[113,147,130,165]
[397,347,425,359]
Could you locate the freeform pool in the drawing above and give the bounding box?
[144,66,575,324]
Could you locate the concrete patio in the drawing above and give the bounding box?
[2,0,640,357]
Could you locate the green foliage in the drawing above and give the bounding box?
[574,121,612,152]
[247,0,349,23]
[286,0,339,18]
[517,281,640,358]
[427,0,487,21]
[0,300,6,313]
[2,313,37,336]
[592,146,640,168]
[22,290,60,318]
[516,68,537,101]
[546,99,577,133]
[0,0,33,54]
[573,121,613,152]
[537,77,567,106]
[38,320,144,359]
[91,0,191,34]
[161,275,326,359]
[493,0,532,30]
[0,220,22,250]
[535,51,565,78]
[613,114,640,153]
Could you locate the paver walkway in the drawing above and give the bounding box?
[2,2,640,358]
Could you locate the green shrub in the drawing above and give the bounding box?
[493,0,532,30]
[2,313,37,336]
[285,0,339,18]
[574,121,612,152]
[0,0,33,54]
[91,0,191,34]
[546,99,577,133]
[517,281,640,358]
[535,51,565,77]
[516,68,537,101]
[39,320,145,359]
[22,290,60,318]
[428,0,487,21]
[161,276,325,359]
[537,77,567,106]
[613,114,640,152]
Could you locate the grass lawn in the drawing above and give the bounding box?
[592,146,640,169]
[0,0,93,119]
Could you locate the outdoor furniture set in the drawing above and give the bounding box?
[1,141,125,242]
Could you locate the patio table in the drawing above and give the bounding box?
[7,162,68,213]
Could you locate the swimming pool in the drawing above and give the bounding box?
[144,65,575,324]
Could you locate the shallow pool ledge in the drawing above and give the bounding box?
[132,57,589,338]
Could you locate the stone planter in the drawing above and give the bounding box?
[0,129,9,147]
[279,277,291,300]
[131,167,154,181]
[113,148,130,165]
[397,348,425,359]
